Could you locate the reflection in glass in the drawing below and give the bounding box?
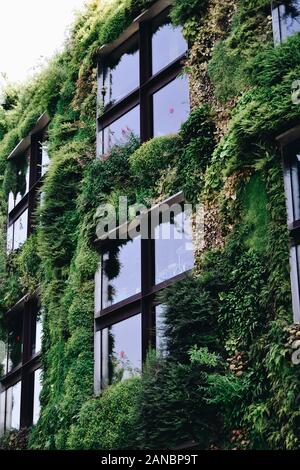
[152,22,187,75]
[101,314,141,386]
[7,224,13,252]
[33,368,42,425]
[17,153,30,197]
[101,237,141,308]
[289,151,300,221]
[6,381,21,430]
[13,209,28,250]
[8,192,15,213]
[15,192,23,206]
[31,309,43,356]
[7,313,23,373]
[41,144,50,176]
[155,305,166,354]
[272,1,300,43]
[102,47,139,106]
[153,76,190,137]
[0,339,8,378]
[0,391,5,434]
[100,105,140,155]
[155,208,194,284]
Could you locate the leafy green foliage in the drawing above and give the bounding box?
[129,135,179,201]
[135,352,221,449]
[170,0,209,26]
[66,378,141,450]
[175,106,216,204]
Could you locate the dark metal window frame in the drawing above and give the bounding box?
[95,192,193,387]
[7,124,49,251]
[97,5,187,155]
[1,293,42,430]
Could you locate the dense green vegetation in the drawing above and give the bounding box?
[0,0,300,450]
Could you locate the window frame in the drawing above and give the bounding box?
[0,294,42,432]
[97,3,188,156]
[94,192,194,389]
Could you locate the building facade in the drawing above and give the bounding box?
[0,0,300,450]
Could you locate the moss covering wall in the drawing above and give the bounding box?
[0,0,300,450]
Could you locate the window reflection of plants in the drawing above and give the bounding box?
[4,154,29,202]
[108,329,140,384]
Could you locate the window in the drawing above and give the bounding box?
[0,297,42,433]
[40,144,50,177]
[97,5,189,156]
[32,368,42,425]
[272,1,300,44]
[155,198,194,284]
[100,105,140,154]
[101,35,139,106]
[94,193,194,390]
[153,75,190,137]
[152,21,187,75]
[31,308,43,356]
[155,304,166,354]
[5,311,24,375]
[101,237,141,308]
[6,113,49,252]
[282,137,300,322]
[100,314,142,387]
[8,208,29,252]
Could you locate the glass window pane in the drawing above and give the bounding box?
[153,76,190,137]
[272,4,281,44]
[155,305,166,354]
[282,1,300,38]
[102,46,139,106]
[7,313,23,373]
[11,382,21,430]
[17,152,30,197]
[155,208,194,284]
[101,314,141,385]
[41,144,50,176]
[13,208,28,250]
[273,2,300,43]
[0,339,8,377]
[0,391,5,434]
[7,224,13,252]
[152,23,187,75]
[33,368,42,425]
[31,309,43,356]
[99,105,140,155]
[8,191,15,213]
[101,237,141,308]
[290,245,300,322]
[290,150,300,221]
[6,382,21,430]
[15,192,22,206]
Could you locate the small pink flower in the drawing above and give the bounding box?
[169,107,174,114]
[120,350,126,359]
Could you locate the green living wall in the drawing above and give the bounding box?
[0,0,300,450]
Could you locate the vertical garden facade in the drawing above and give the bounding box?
[1,0,300,450]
